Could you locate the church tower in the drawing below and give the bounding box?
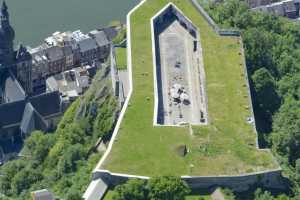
[0,1,15,68]
[16,44,33,94]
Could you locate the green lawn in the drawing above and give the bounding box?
[115,47,127,70]
[103,191,115,200]
[113,28,126,45]
[102,0,278,176]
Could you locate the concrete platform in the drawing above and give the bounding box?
[156,20,207,125]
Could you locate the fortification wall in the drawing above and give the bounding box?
[182,170,286,192]
[162,4,198,38]
[84,1,285,199]
[189,0,241,36]
[92,169,286,192]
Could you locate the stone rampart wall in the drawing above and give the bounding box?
[92,169,287,192]
[83,1,285,199]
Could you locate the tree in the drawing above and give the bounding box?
[65,188,82,200]
[278,74,300,100]
[24,131,54,163]
[113,179,147,200]
[254,189,274,200]
[0,159,27,195]
[272,98,300,165]
[277,52,300,77]
[11,168,43,195]
[251,68,281,120]
[243,28,274,72]
[57,144,85,176]
[147,176,190,200]
[221,188,235,200]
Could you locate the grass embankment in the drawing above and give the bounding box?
[102,0,277,176]
[113,27,126,45]
[115,47,127,70]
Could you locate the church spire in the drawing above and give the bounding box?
[0,0,15,66]
[0,0,10,27]
[2,1,7,11]
[1,1,8,18]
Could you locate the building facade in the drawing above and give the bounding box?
[29,29,111,93]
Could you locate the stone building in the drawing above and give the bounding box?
[62,46,74,70]
[29,29,111,93]
[89,30,110,61]
[251,0,300,19]
[15,45,33,94]
[78,37,99,65]
[45,46,66,75]
[30,46,49,92]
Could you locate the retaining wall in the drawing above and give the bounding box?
[92,169,286,192]
[190,0,241,36]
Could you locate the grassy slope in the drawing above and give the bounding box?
[115,47,127,70]
[102,0,277,176]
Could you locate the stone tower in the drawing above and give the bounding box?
[0,1,15,68]
[16,44,33,94]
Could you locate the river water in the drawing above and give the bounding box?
[6,0,139,46]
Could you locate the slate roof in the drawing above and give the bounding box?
[46,76,59,91]
[29,91,61,117]
[101,27,118,41]
[20,103,48,135]
[90,30,110,47]
[15,44,32,62]
[65,39,79,51]
[0,100,25,127]
[283,1,297,12]
[83,178,108,200]
[45,46,64,61]
[78,37,98,53]
[2,71,26,103]
[86,65,97,77]
[31,189,54,200]
[62,46,73,56]
[0,90,61,134]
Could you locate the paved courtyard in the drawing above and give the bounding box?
[157,20,207,125]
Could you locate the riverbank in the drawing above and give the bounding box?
[8,0,139,46]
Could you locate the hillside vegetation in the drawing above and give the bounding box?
[0,65,118,199]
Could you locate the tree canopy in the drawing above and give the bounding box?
[112,176,190,200]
